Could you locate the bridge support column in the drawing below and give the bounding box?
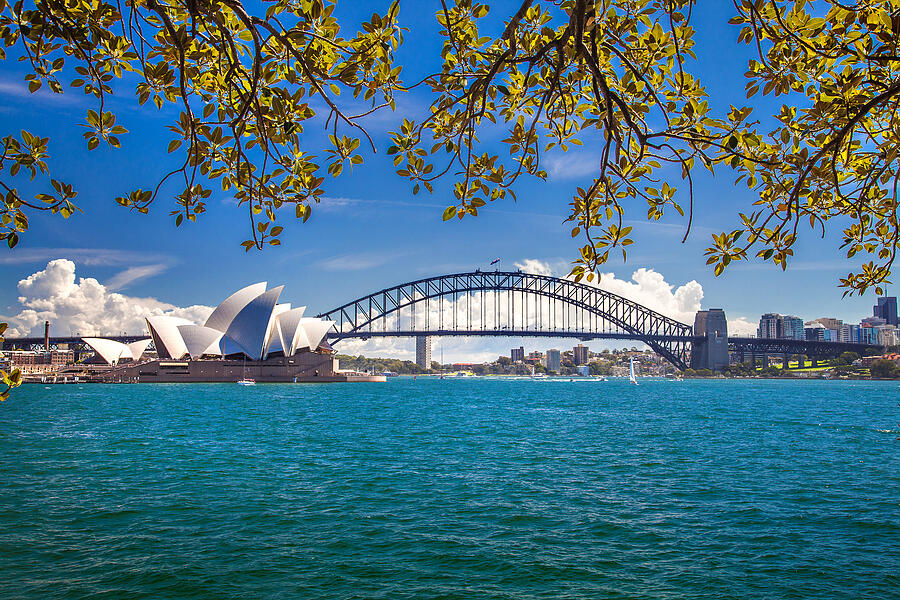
[690,309,729,372]
[782,354,789,370]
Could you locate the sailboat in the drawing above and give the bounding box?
[237,356,256,385]
[530,364,546,380]
[629,356,638,385]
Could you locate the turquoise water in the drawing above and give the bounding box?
[1,378,898,599]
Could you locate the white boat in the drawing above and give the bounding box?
[629,357,638,385]
[237,357,255,385]
[529,365,546,379]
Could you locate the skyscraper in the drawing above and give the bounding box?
[573,344,589,365]
[874,296,898,326]
[781,315,805,340]
[758,313,782,338]
[545,349,561,372]
[511,346,525,362]
[415,336,432,370]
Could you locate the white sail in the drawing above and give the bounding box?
[629,357,638,384]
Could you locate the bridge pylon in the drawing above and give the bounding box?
[691,309,729,372]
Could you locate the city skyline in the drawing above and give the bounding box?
[1,256,889,364]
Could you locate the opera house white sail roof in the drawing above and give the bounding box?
[83,283,335,364]
[82,338,153,366]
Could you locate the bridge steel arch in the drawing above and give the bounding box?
[317,271,695,369]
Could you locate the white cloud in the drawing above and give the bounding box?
[106,264,168,290]
[588,268,703,325]
[514,258,553,276]
[319,252,406,271]
[316,196,358,212]
[0,77,78,104]
[727,316,757,336]
[0,247,171,266]
[2,259,212,337]
[545,155,599,180]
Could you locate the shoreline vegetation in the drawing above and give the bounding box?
[336,352,900,381]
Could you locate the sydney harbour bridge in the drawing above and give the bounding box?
[3,271,881,371]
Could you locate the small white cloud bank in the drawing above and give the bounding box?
[513,258,553,276]
[3,259,212,337]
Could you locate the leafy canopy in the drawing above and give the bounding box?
[1,0,404,251]
[1,0,900,295]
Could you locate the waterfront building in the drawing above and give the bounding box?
[4,349,74,373]
[415,336,431,370]
[805,322,825,341]
[76,283,358,383]
[861,316,886,327]
[874,296,898,325]
[781,315,805,340]
[758,313,782,339]
[860,325,880,345]
[815,317,843,331]
[573,344,589,365]
[511,346,525,363]
[875,324,899,347]
[545,349,561,372]
[840,323,860,344]
[576,365,589,376]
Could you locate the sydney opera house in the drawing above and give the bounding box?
[81,283,370,383]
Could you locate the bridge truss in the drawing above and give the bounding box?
[317,271,695,369]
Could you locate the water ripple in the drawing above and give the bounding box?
[0,379,897,599]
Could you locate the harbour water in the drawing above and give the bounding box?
[1,378,898,599]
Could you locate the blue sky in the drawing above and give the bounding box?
[0,1,885,358]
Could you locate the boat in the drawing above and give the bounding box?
[530,365,546,380]
[380,371,399,377]
[237,357,255,385]
[629,357,638,385]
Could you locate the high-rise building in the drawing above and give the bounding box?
[840,323,860,343]
[758,313,782,339]
[545,349,561,372]
[805,322,825,341]
[860,325,879,345]
[816,317,843,331]
[875,324,898,346]
[781,315,805,340]
[874,296,899,325]
[511,346,525,363]
[415,336,431,370]
[573,344,589,365]
[861,316,886,327]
